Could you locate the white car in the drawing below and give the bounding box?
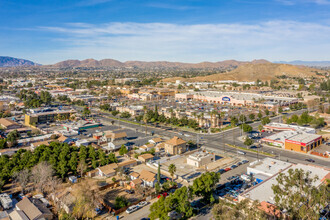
[237,151,246,155]
[126,205,138,214]
[138,201,148,207]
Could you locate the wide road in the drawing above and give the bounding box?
[75,106,329,168]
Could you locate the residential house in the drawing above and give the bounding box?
[52,190,76,214]
[139,170,157,187]
[0,118,21,130]
[139,143,154,152]
[130,178,143,189]
[130,172,140,180]
[0,211,10,220]
[96,163,118,178]
[138,154,154,163]
[118,160,137,170]
[100,130,127,143]
[164,136,187,155]
[149,137,164,145]
[16,197,53,220]
[9,210,29,220]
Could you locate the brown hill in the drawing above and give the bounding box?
[52,59,123,68]
[50,59,270,69]
[163,63,326,82]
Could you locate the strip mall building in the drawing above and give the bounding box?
[175,91,298,110]
[261,123,322,153]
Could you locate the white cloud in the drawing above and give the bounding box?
[35,21,330,64]
[77,0,112,7]
[276,0,330,5]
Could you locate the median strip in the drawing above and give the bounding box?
[225,144,275,157]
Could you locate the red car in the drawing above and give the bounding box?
[224,167,231,172]
[157,192,168,199]
[261,130,265,132]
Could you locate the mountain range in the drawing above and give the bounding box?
[0,56,39,67]
[49,58,267,69]
[275,60,330,67]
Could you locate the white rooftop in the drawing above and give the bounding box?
[241,163,330,204]
[265,122,316,134]
[247,158,292,176]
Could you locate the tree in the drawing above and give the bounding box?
[258,124,263,132]
[257,112,263,120]
[248,113,255,121]
[114,196,129,209]
[244,137,253,147]
[82,106,91,117]
[157,163,161,184]
[239,115,247,123]
[7,130,19,147]
[68,152,78,174]
[72,182,103,219]
[149,196,170,220]
[120,111,131,118]
[191,172,220,203]
[264,109,270,116]
[230,116,238,126]
[272,168,329,220]
[31,161,54,194]
[241,124,253,133]
[13,169,30,194]
[278,106,283,113]
[167,186,193,219]
[212,199,267,220]
[168,164,176,182]
[0,139,7,149]
[261,117,270,125]
[119,145,128,156]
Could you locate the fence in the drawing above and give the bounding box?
[310,151,329,158]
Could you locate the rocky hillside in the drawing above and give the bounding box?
[0,56,39,67]
[162,63,327,82]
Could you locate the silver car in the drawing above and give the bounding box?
[126,205,138,214]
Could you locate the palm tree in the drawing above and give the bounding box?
[168,164,176,182]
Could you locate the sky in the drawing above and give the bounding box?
[0,0,330,64]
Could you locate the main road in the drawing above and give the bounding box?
[75,106,329,167]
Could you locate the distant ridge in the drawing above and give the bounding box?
[162,63,328,82]
[275,60,330,67]
[50,58,271,69]
[0,56,39,67]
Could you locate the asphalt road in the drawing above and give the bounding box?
[77,106,329,168]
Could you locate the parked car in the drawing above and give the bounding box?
[138,201,148,207]
[218,169,226,174]
[126,205,138,214]
[242,160,249,164]
[157,192,168,199]
[305,158,315,163]
[237,162,242,166]
[231,165,238,169]
[125,190,134,194]
[237,151,246,155]
[224,167,231,172]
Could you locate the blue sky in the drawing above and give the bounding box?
[1,0,330,64]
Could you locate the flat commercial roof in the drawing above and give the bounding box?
[286,132,322,145]
[241,163,330,204]
[262,130,297,145]
[264,122,316,134]
[248,158,292,176]
[182,91,297,102]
